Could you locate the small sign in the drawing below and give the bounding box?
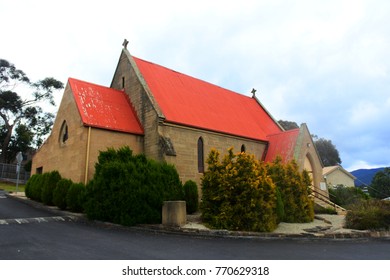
[15,151,23,193]
[16,152,23,164]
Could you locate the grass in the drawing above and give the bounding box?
[0,181,25,193]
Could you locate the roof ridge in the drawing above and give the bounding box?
[132,55,283,141]
[132,56,255,100]
[323,165,356,179]
[267,128,300,138]
[68,77,109,88]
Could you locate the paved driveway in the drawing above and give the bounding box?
[1,190,390,260]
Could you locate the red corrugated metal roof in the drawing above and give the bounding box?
[69,78,143,135]
[264,128,300,163]
[133,57,282,141]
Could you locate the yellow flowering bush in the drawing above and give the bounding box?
[201,149,315,232]
[266,157,314,223]
[201,148,278,232]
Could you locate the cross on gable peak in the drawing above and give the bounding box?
[122,39,129,49]
[251,88,257,97]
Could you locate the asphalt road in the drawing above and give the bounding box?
[1,190,390,260]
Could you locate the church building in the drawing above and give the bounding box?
[31,45,328,199]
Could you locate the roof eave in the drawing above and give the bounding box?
[163,120,268,143]
[83,123,144,136]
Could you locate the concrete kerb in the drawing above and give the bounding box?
[5,192,390,240]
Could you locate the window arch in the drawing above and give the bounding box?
[59,120,68,144]
[241,144,246,153]
[197,137,204,173]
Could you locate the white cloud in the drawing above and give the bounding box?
[348,101,381,126]
[1,0,390,170]
[346,160,384,172]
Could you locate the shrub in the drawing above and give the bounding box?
[346,200,390,230]
[183,180,198,214]
[41,171,62,205]
[67,182,86,212]
[84,146,183,226]
[25,173,44,201]
[25,174,40,199]
[275,187,285,223]
[53,178,73,210]
[201,148,278,232]
[266,157,314,223]
[328,186,369,209]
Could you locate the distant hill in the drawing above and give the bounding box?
[351,167,385,187]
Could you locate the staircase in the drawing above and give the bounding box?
[310,190,347,215]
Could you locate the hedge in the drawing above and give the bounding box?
[25,174,41,201]
[183,180,198,214]
[41,170,62,205]
[66,182,86,212]
[84,146,183,226]
[25,172,85,213]
[53,178,73,210]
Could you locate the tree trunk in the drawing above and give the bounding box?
[0,123,14,163]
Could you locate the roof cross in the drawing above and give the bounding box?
[251,88,257,97]
[122,39,129,49]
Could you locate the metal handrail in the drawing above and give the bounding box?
[310,188,346,212]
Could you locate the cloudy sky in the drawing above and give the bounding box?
[1,0,389,171]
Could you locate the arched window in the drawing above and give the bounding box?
[241,144,246,153]
[59,121,68,144]
[197,137,204,173]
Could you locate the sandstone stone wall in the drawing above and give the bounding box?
[294,124,328,198]
[160,123,268,188]
[111,50,162,161]
[31,82,143,183]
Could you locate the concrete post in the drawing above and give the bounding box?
[162,201,186,227]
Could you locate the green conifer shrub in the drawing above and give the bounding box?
[184,180,199,214]
[53,178,73,210]
[41,171,62,205]
[25,174,41,200]
[84,146,183,226]
[27,173,45,202]
[66,182,86,212]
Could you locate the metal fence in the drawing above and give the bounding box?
[0,163,31,184]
